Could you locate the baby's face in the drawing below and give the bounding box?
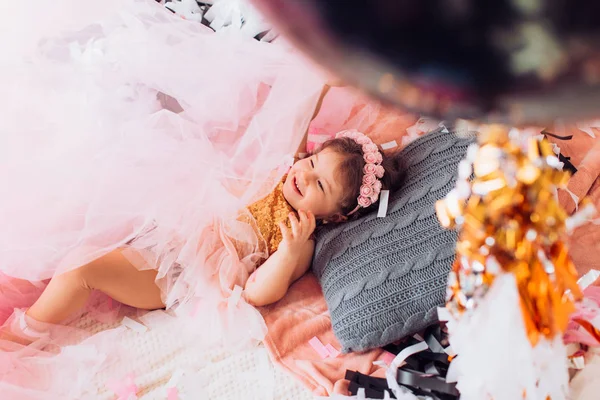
[283,148,345,219]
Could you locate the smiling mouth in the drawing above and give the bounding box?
[293,176,303,196]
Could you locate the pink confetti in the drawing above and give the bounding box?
[167,387,179,400]
[380,351,396,365]
[308,336,330,359]
[325,343,340,358]
[107,374,138,400]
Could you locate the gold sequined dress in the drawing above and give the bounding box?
[246,177,295,263]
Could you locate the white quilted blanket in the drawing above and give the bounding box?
[70,311,313,400]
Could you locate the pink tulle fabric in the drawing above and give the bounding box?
[0,1,421,398]
[0,0,325,397]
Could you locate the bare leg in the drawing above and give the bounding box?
[26,250,164,324]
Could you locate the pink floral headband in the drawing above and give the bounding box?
[335,129,384,215]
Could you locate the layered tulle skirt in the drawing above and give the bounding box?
[0,0,325,397]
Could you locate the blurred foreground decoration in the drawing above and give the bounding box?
[434,125,596,399]
[253,0,600,125]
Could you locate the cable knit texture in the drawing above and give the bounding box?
[312,128,475,353]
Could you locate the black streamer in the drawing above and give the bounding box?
[346,325,459,399]
[541,130,578,175]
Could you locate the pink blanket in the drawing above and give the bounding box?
[261,273,387,396]
[551,124,600,274]
[260,111,600,396]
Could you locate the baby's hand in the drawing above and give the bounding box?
[278,211,316,255]
[245,211,315,306]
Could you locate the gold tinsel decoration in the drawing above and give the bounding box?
[436,125,585,345]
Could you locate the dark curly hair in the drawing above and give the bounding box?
[315,137,405,218]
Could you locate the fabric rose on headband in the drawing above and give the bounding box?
[335,129,385,214]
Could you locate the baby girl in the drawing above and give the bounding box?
[1,88,404,354]
[20,131,403,330]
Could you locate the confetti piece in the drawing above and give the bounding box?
[167,387,179,400]
[563,187,580,211]
[380,140,398,150]
[380,351,396,365]
[139,309,175,328]
[308,336,330,359]
[377,190,389,218]
[578,270,600,290]
[437,306,452,322]
[569,355,585,370]
[576,121,599,138]
[228,285,243,308]
[566,203,597,232]
[121,317,148,334]
[325,343,340,358]
[108,374,138,400]
[416,118,443,133]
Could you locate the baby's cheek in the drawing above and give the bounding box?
[305,197,318,213]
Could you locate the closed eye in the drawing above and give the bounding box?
[310,159,315,168]
[318,181,324,192]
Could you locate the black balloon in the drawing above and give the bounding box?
[253,0,600,124]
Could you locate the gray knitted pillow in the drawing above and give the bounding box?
[312,128,475,353]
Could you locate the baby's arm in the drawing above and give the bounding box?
[244,240,313,306]
[244,211,316,306]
